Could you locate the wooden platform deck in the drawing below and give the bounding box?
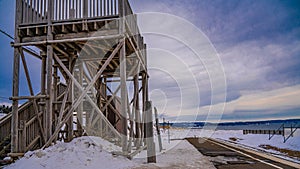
[14,0,146,77]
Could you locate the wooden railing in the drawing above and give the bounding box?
[18,0,145,52]
[19,0,120,25]
[21,0,48,24]
[0,101,38,152]
[53,0,119,21]
[21,114,41,151]
[0,83,67,153]
[243,129,284,136]
[0,116,11,142]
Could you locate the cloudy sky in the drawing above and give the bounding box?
[0,0,299,122]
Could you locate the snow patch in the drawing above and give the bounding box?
[5,137,136,169]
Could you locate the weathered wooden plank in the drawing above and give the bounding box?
[18,32,121,46]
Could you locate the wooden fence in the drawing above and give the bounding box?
[243,129,284,136]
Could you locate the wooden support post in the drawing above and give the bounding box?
[128,88,134,153]
[104,77,108,136]
[11,48,20,153]
[141,72,147,145]
[45,0,54,141]
[66,58,74,142]
[154,107,163,152]
[134,63,140,148]
[145,101,156,163]
[97,77,102,136]
[53,62,58,131]
[45,44,53,140]
[40,52,46,135]
[97,76,103,137]
[11,0,22,153]
[120,37,128,153]
[118,0,125,34]
[77,61,83,136]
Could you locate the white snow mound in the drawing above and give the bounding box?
[5,136,136,169]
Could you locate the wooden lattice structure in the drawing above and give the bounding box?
[0,0,155,161]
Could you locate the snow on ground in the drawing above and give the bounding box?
[187,129,300,151]
[8,127,298,169]
[167,128,300,161]
[133,129,215,169]
[5,137,136,169]
[4,134,216,169]
[134,140,215,169]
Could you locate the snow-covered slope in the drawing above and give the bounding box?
[5,137,136,169]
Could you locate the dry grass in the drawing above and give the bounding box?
[259,144,300,158]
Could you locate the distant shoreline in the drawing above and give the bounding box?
[160,118,300,130]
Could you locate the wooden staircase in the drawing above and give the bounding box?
[0,83,67,160]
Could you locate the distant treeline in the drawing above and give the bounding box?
[0,105,12,114]
[161,118,300,130]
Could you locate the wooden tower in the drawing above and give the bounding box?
[0,0,155,160]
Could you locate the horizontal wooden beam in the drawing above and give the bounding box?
[9,95,49,100]
[8,153,24,158]
[13,34,123,47]
[106,77,142,82]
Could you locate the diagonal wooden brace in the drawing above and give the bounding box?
[43,40,124,148]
